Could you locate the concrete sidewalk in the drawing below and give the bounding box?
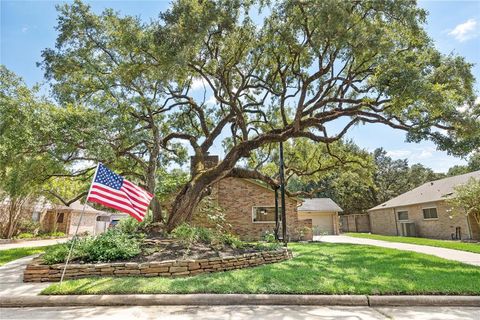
[0,254,50,297]
[0,238,69,250]
[316,235,480,266]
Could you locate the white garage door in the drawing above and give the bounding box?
[311,215,333,235]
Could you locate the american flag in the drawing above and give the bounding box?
[87,163,154,222]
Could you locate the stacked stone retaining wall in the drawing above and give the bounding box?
[24,248,292,282]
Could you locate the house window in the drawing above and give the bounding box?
[397,211,409,221]
[56,212,64,223]
[423,207,438,219]
[252,206,281,223]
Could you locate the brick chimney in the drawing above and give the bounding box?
[190,155,219,176]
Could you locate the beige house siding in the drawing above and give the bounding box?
[211,177,312,241]
[369,208,398,236]
[68,212,98,236]
[369,200,473,240]
[298,211,339,235]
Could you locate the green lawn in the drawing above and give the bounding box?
[42,242,480,295]
[0,246,53,266]
[346,233,480,254]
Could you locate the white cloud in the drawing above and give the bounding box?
[448,18,478,42]
[205,95,217,105]
[475,96,480,105]
[386,150,412,158]
[21,25,29,33]
[190,78,207,91]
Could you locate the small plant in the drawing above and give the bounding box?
[220,233,245,249]
[254,242,282,251]
[263,230,277,243]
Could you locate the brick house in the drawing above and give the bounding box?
[40,201,125,236]
[368,171,480,240]
[192,156,313,241]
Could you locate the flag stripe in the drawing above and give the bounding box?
[92,184,148,210]
[92,184,150,208]
[88,194,144,220]
[122,183,151,203]
[89,190,147,215]
[123,180,153,197]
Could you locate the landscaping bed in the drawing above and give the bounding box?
[24,246,291,282]
[346,233,480,254]
[42,242,480,295]
[24,224,290,282]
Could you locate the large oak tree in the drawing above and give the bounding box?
[41,0,479,231]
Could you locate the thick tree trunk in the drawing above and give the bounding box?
[146,166,162,223]
[166,182,206,232]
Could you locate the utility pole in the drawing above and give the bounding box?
[279,141,287,245]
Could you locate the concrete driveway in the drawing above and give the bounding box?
[314,235,480,266]
[0,238,69,251]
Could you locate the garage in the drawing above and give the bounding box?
[298,198,343,236]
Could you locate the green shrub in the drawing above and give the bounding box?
[171,224,246,249]
[85,230,141,262]
[42,230,140,264]
[38,231,66,238]
[117,213,152,236]
[171,223,198,244]
[16,232,35,239]
[48,231,66,238]
[42,244,72,265]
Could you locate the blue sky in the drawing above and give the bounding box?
[1,0,479,173]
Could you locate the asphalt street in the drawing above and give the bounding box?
[1,306,479,320]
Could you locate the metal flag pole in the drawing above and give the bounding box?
[60,163,100,284]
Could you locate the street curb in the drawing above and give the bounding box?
[0,294,367,307]
[1,294,479,307]
[368,295,480,307]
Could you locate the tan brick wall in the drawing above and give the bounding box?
[369,208,398,236]
[213,178,312,241]
[369,200,473,240]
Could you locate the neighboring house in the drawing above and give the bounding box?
[193,156,314,241]
[39,200,128,236]
[297,198,342,235]
[368,171,480,240]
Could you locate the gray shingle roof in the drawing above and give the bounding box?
[298,198,343,212]
[368,170,480,211]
